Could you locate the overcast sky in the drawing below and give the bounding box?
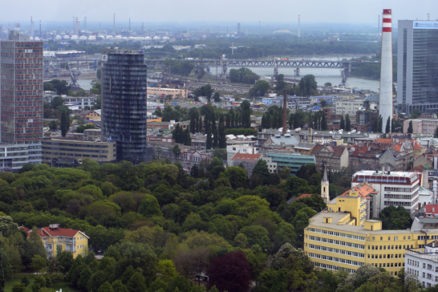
[1,0,437,24]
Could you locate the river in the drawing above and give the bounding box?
[234,67,379,92]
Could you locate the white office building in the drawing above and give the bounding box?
[405,241,438,288]
[352,170,421,218]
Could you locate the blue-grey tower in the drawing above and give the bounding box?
[102,50,147,163]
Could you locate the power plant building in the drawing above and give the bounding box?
[397,20,438,113]
[101,51,148,163]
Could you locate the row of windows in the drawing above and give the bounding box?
[368,253,404,259]
[308,252,362,267]
[384,186,418,193]
[313,262,355,273]
[368,244,413,250]
[309,244,365,258]
[407,258,420,267]
[308,235,365,249]
[384,193,417,200]
[307,228,366,241]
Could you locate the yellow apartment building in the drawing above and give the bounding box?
[304,190,438,275]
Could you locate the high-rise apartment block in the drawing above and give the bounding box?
[397,20,438,113]
[0,31,43,170]
[101,51,148,163]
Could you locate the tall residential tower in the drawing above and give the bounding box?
[101,50,148,163]
[0,31,43,170]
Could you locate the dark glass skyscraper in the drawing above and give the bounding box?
[102,51,147,163]
[397,20,438,113]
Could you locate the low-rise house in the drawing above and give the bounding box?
[230,153,261,177]
[21,224,89,258]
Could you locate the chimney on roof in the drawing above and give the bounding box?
[282,91,287,136]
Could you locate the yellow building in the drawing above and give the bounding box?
[305,190,438,275]
[38,224,89,258]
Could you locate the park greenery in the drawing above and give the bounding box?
[229,68,260,84]
[0,159,426,292]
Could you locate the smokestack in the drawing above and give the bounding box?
[297,14,301,38]
[282,91,287,135]
[379,9,393,133]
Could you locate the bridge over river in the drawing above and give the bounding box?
[145,57,356,83]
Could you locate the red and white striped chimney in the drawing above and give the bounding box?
[379,9,393,133]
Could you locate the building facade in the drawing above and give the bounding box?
[0,32,43,170]
[405,242,438,288]
[352,170,421,218]
[38,224,88,258]
[0,32,43,144]
[42,137,117,166]
[102,51,147,163]
[397,20,438,113]
[304,191,438,275]
[265,152,315,175]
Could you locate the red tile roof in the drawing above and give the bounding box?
[425,205,438,215]
[232,153,261,161]
[297,193,313,200]
[341,184,376,199]
[38,226,80,238]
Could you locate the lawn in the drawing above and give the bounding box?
[5,274,79,292]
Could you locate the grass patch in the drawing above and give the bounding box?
[5,274,79,292]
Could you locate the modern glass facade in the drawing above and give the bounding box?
[102,51,147,163]
[265,152,315,175]
[397,20,438,113]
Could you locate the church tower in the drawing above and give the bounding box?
[321,164,330,203]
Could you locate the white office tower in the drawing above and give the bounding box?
[379,9,393,133]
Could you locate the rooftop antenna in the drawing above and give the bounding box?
[39,20,42,38]
[113,13,116,32]
[129,17,131,33]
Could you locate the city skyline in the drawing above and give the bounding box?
[1,0,438,24]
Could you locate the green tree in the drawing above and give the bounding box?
[31,255,46,272]
[127,272,147,292]
[218,115,226,148]
[380,206,412,229]
[345,114,351,131]
[385,117,391,134]
[407,120,413,134]
[240,100,251,128]
[98,282,114,292]
[229,68,260,84]
[434,127,438,138]
[298,75,317,97]
[60,107,70,137]
[249,80,270,97]
[193,84,214,102]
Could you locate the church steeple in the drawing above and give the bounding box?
[321,163,330,203]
